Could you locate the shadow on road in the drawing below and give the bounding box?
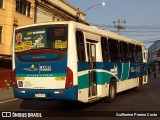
[20,99,99,111]
[19,84,151,111]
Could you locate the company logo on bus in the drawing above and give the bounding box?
[39,65,51,71]
[130,67,140,72]
[23,64,52,72]
[23,64,38,71]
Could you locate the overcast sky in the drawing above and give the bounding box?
[66,0,160,48]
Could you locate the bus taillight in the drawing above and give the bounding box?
[12,69,18,88]
[65,67,73,89]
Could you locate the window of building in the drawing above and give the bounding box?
[0,26,2,43]
[0,0,3,8]
[76,31,86,61]
[16,0,31,16]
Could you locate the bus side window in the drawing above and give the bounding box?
[76,31,86,61]
[101,37,109,62]
[129,43,136,62]
[135,45,143,62]
[123,42,129,62]
[108,38,120,62]
[120,41,124,62]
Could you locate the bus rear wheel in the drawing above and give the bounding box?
[104,81,116,103]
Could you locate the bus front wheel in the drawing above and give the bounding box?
[104,81,116,103]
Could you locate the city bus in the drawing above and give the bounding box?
[12,21,148,103]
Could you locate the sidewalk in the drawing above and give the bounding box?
[0,87,14,102]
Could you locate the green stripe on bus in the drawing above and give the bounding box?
[121,63,129,80]
[78,74,89,89]
[78,72,117,89]
[16,73,66,77]
[97,72,113,84]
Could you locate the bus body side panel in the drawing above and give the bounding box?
[96,62,142,94]
[115,62,143,93]
[77,62,89,103]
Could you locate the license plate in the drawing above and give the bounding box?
[35,93,46,98]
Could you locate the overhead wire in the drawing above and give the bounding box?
[91,22,160,45]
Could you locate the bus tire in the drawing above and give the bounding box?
[104,81,116,103]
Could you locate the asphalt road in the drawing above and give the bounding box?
[0,77,160,120]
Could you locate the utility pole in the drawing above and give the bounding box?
[113,19,126,34]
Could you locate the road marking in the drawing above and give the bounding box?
[0,98,19,104]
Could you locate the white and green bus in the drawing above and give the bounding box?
[12,21,148,103]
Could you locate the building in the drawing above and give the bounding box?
[148,40,160,78]
[0,0,35,88]
[35,0,86,24]
[0,0,86,88]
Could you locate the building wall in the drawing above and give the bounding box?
[36,6,53,23]
[35,0,87,24]
[0,0,13,55]
[148,40,160,78]
[0,0,35,56]
[0,61,11,88]
[14,0,35,26]
[148,40,160,62]
[0,0,35,88]
[50,0,85,21]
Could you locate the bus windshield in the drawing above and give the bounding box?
[15,25,68,52]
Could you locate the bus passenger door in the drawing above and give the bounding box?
[142,48,148,84]
[87,42,97,97]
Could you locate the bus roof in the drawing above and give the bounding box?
[74,22,145,47]
[15,21,145,47]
